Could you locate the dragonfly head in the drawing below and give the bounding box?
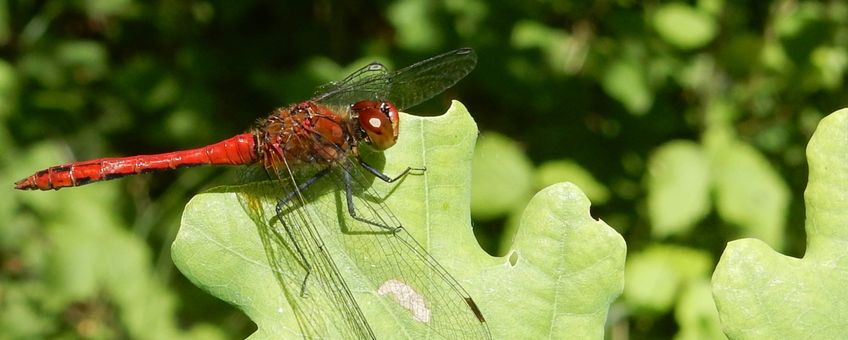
[352,100,399,150]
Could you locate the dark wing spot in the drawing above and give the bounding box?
[465,297,486,323]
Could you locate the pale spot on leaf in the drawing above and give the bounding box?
[377,279,431,323]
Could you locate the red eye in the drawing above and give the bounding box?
[354,100,399,150]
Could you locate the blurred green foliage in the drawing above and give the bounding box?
[2,0,847,338]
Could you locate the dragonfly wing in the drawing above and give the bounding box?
[313,62,391,107]
[323,158,492,339]
[237,166,376,339]
[235,158,489,338]
[313,48,477,111]
[387,48,477,111]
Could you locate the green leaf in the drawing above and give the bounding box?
[625,245,712,313]
[646,141,711,238]
[387,0,442,51]
[471,131,534,220]
[602,59,653,115]
[536,160,610,205]
[56,40,109,82]
[653,3,717,50]
[511,20,566,49]
[172,101,626,338]
[509,20,585,75]
[811,46,848,89]
[712,108,848,338]
[674,279,724,340]
[498,182,625,338]
[708,135,789,250]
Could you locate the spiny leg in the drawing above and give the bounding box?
[343,159,425,231]
[357,158,425,183]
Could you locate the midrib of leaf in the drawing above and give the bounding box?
[416,113,434,252]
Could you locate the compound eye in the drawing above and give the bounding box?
[354,100,399,150]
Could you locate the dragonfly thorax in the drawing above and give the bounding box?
[255,101,358,171]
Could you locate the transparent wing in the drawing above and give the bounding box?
[313,48,477,111]
[237,160,490,338]
[313,62,391,107]
[386,47,477,110]
[322,156,492,339]
[237,164,375,339]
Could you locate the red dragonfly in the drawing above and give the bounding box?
[16,48,489,339]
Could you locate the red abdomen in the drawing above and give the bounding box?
[15,133,257,190]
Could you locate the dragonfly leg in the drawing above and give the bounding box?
[357,158,425,183]
[277,167,332,208]
[342,167,402,232]
[275,167,332,296]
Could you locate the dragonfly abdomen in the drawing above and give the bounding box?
[15,133,257,190]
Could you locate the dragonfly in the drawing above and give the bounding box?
[15,48,490,339]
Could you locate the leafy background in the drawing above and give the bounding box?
[2,0,846,338]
